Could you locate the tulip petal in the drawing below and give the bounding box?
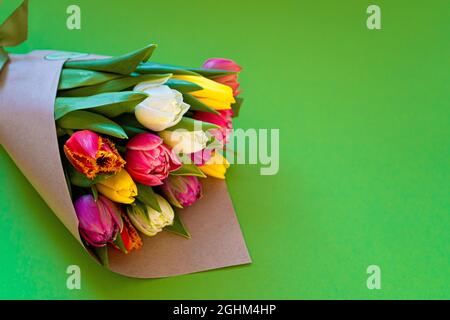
[128,167,164,186]
[126,132,163,151]
[119,213,143,252]
[198,152,230,179]
[202,58,242,72]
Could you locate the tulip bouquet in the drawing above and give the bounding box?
[54,45,244,264]
[0,1,250,277]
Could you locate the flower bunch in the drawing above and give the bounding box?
[55,46,243,264]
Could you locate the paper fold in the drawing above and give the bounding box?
[0,51,251,278]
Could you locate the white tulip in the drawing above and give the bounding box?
[134,84,190,131]
[159,129,209,154]
[127,194,174,237]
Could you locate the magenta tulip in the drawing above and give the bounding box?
[202,58,242,96]
[74,194,123,247]
[125,133,182,186]
[161,175,202,208]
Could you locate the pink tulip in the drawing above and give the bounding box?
[191,109,233,165]
[202,58,242,96]
[125,133,182,186]
[161,175,202,208]
[74,194,123,247]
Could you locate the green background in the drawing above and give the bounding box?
[1,0,449,299]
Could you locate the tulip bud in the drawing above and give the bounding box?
[161,175,202,208]
[202,58,242,97]
[159,129,208,154]
[96,169,138,204]
[133,85,190,131]
[127,194,174,237]
[64,130,125,179]
[74,194,123,247]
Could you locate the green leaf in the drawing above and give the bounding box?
[91,246,109,267]
[136,183,162,212]
[137,62,201,76]
[62,162,73,198]
[0,0,28,47]
[170,164,206,178]
[91,185,98,201]
[231,97,243,117]
[0,47,8,73]
[137,62,237,79]
[69,168,113,188]
[58,69,122,90]
[168,117,219,132]
[57,110,128,139]
[64,44,157,75]
[113,231,127,253]
[92,101,143,118]
[187,67,237,78]
[165,211,190,239]
[122,125,147,138]
[133,200,150,220]
[113,113,146,129]
[60,73,170,97]
[183,93,219,115]
[55,91,147,120]
[113,114,147,138]
[165,79,202,93]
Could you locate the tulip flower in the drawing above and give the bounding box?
[202,58,242,96]
[198,152,230,179]
[127,194,174,237]
[64,130,125,179]
[190,109,233,165]
[193,109,233,144]
[159,129,209,154]
[172,75,235,110]
[117,212,142,253]
[126,133,182,186]
[161,175,202,208]
[74,194,123,247]
[133,84,190,131]
[96,169,138,204]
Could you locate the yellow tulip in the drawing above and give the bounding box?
[96,169,138,204]
[199,152,230,179]
[172,75,235,110]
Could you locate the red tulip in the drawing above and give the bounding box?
[64,130,125,179]
[125,133,182,186]
[202,58,242,96]
[117,212,142,253]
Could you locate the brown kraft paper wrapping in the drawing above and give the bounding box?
[0,51,251,278]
